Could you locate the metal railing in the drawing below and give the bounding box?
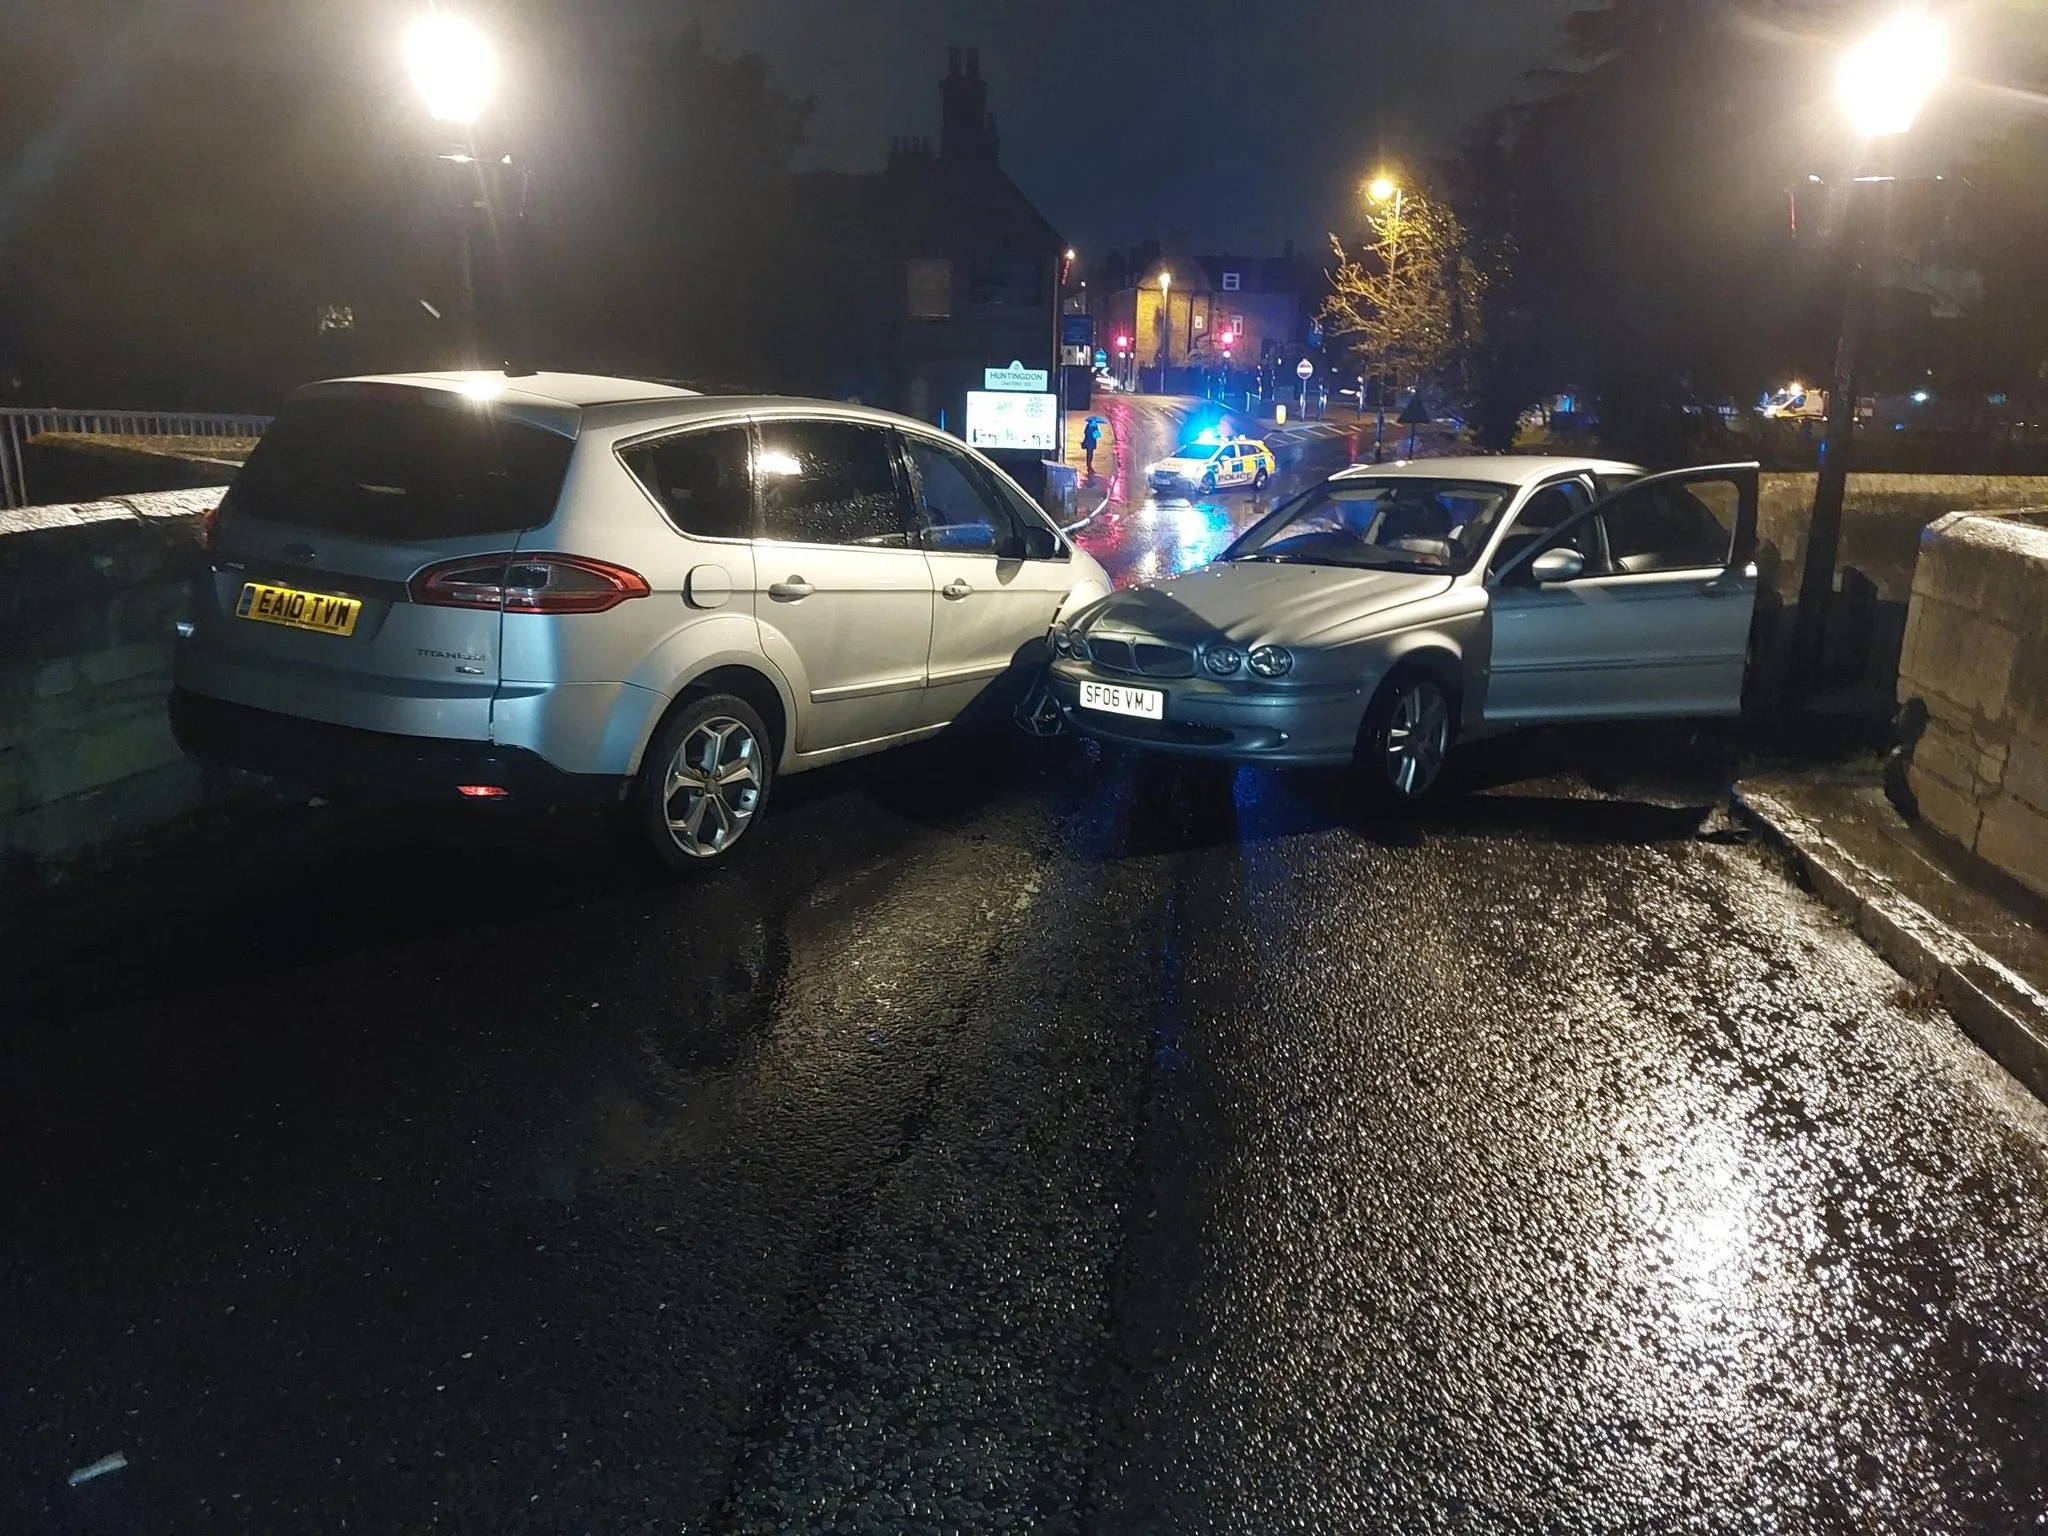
[1,408,272,510]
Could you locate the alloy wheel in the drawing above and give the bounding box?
[1383,681,1450,798]
[663,716,762,857]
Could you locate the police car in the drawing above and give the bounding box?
[1146,434,1276,496]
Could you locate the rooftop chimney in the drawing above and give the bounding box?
[939,44,996,167]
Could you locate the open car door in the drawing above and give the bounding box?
[1482,463,1760,724]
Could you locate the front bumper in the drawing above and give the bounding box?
[169,689,629,808]
[1046,661,1364,766]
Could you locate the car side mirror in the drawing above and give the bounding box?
[1530,547,1585,584]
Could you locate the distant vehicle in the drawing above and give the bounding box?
[172,371,1111,868]
[1048,454,1760,804]
[1759,385,1893,424]
[1146,434,1275,496]
[1760,384,1828,421]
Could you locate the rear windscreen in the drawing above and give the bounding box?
[227,393,575,539]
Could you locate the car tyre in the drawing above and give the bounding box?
[1357,667,1457,808]
[1201,471,1218,495]
[1253,467,1270,490]
[622,692,773,873]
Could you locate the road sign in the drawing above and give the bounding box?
[1094,348,1108,368]
[984,361,1050,392]
[964,390,1059,453]
[1296,358,1315,380]
[1060,315,1094,348]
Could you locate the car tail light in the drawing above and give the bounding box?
[410,553,650,614]
[457,784,509,798]
[199,502,222,552]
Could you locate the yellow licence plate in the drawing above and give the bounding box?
[236,582,361,637]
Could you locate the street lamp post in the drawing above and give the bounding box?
[1156,270,1172,395]
[406,14,497,369]
[1367,175,1404,462]
[1790,13,1946,701]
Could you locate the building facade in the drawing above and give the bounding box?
[1095,250,1314,387]
[788,48,1063,436]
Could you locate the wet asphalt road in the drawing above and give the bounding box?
[6,416,2048,1533]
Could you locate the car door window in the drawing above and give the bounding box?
[756,420,914,548]
[1492,482,1592,576]
[904,434,1021,556]
[619,426,753,539]
[1598,478,1736,573]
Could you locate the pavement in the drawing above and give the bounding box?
[1736,768,2048,1101]
[7,421,2048,1533]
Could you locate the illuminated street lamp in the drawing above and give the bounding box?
[406,14,496,124]
[1838,13,1947,138]
[1791,13,1949,699]
[406,14,503,369]
[1157,269,1172,393]
[1366,173,1404,461]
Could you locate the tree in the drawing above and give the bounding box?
[1321,185,1485,410]
[1447,0,1857,462]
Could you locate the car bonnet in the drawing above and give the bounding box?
[1078,562,1452,647]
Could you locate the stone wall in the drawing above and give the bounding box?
[1897,509,2048,899]
[1749,473,2048,713]
[0,487,233,871]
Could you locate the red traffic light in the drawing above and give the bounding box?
[1115,334,1129,350]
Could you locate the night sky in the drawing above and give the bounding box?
[11,0,2042,266]
[685,0,1584,255]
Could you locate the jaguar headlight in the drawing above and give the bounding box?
[1050,623,1073,657]
[1247,645,1294,678]
[1205,645,1245,677]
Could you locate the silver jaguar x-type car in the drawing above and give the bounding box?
[1045,455,1760,802]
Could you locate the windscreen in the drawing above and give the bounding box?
[227,392,575,540]
[1224,477,1515,574]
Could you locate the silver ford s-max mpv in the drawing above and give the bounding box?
[171,371,1110,868]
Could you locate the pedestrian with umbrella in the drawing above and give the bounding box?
[1080,415,1104,478]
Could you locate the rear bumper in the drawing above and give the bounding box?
[169,689,629,808]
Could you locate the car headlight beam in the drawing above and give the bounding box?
[1248,645,1293,678]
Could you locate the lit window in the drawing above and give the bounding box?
[1221,272,1241,291]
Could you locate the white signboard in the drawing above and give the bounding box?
[964,391,1060,453]
[984,360,1050,392]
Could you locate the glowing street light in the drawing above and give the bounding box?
[1791,11,1949,699]
[406,14,497,124]
[1156,269,1172,391]
[1364,174,1406,461]
[1838,12,1948,138]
